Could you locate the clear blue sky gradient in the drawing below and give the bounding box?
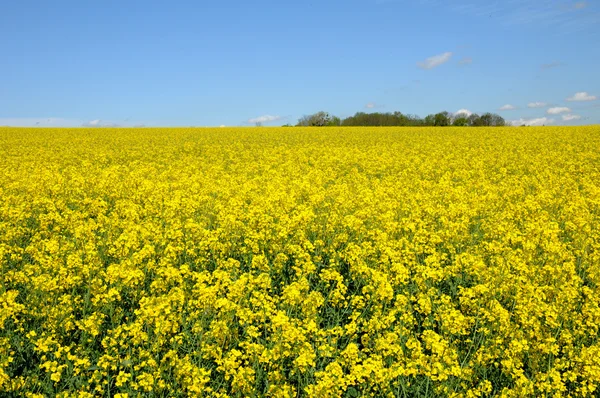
[1,0,599,126]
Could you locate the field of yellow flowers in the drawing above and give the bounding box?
[1,126,599,397]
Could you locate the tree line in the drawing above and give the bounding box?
[281,110,507,127]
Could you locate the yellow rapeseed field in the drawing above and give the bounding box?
[1,126,599,397]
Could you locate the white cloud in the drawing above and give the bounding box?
[511,117,554,126]
[247,115,283,124]
[82,119,121,127]
[458,57,473,65]
[562,114,582,121]
[547,107,571,115]
[527,102,547,108]
[417,52,453,70]
[365,102,385,109]
[83,118,148,127]
[454,109,473,117]
[574,2,588,9]
[219,125,226,128]
[566,91,597,101]
[499,104,517,111]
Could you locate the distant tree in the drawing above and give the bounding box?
[478,112,506,126]
[340,111,425,126]
[392,111,418,126]
[453,117,469,126]
[297,111,337,126]
[434,111,450,126]
[341,112,364,126]
[479,113,493,126]
[294,109,505,128]
[423,114,436,126]
[405,114,424,126]
[328,115,341,126]
[490,113,506,126]
[468,114,483,126]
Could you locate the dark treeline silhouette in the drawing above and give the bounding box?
[289,111,507,127]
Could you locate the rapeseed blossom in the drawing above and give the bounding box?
[0,126,599,396]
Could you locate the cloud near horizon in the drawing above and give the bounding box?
[417,52,453,70]
[527,102,548,108]
[247,115,283,124]
[511,117,554,126]
[547,107,571,115]
[365,102,385,109]
[499,104,517,111]
[81,119,139,127]
[562,114,582,121]
[454,109,473,117]
[566,92,597,102]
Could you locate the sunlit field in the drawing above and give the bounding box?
[1,126,599,397]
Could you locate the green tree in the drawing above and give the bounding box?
[478,113,506,126]
[341,112,425,126]
[327,115,341,126]
[468,114,483,126]
[490,113,506,126]
[434,111,450,126]
[423,114,436,126]
[453,117,469,126]
[296,111,337,126]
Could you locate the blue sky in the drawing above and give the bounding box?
[1,0,599,127]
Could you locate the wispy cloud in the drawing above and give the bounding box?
[528,102,548,108]
[562,114,582,121]
[511,117,554,126]
[247,115,283,124]
[458,57,473,65]
[541,61,564,70]
[499,104,517,111]
[417,52,453,70]
[84,119,101,126]
[503,1,598,29]
[566,91,597,101]
[547,107,571,115]
[418,0,600,33]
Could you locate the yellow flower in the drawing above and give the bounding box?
[2,126,600,396]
